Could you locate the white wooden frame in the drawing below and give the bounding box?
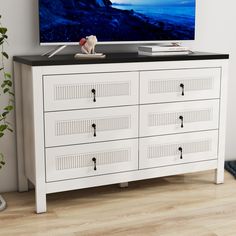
[140,100,220,137]
[14,59,228,213]
[140,67,221,104]
[43,72,139,111]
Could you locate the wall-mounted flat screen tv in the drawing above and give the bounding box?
[39,0,196,45]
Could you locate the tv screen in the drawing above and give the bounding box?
[39,0,196,44]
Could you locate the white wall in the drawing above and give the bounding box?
[0,0,235,193]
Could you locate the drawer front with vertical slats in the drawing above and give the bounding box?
[140,100,219,137]
[45,106,138,147]
[46,139,138,182]
[139,131,218,169]
[140,68,221,104]
[44,72,139,111]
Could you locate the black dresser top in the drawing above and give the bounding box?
[13,52,229,67]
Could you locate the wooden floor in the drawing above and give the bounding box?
[1,171,236,236]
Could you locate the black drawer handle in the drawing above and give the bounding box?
[91,89,96,102]
[180,83,185,96]
[179,115,184,128]
[92,123,97,137]
[92,157,97,171]
[178,147,183,159]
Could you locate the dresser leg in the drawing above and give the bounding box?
[119,182,129,188]
[215,167,224,184]
[35,188,47,214]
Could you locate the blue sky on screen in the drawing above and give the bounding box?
[112,0,195,5]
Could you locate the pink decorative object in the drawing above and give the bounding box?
[79,38,87,46]
[80,35,98,54]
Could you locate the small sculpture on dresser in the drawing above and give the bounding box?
[80,35,98,54]
[75,35,106,59]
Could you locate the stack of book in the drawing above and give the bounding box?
[138,45,192,56]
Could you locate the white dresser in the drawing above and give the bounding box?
[13,53,229,213]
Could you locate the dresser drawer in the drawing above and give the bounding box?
[45,106,138,147]
[140,68,221,104]
[140,100,219,137]
[139,131,218,169]
[46,139,138,182]
[44,72,139,111]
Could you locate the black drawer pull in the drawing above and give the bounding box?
[179,115,184,128]
[92,123,97,137]
[178,147,183,159]
[91,89,96,102]
[180,83,185,96]
[92,157,97,171]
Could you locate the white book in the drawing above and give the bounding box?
[138,45,190,53]
[138,50,191,56]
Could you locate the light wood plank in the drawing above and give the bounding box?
[0,171,235,236]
